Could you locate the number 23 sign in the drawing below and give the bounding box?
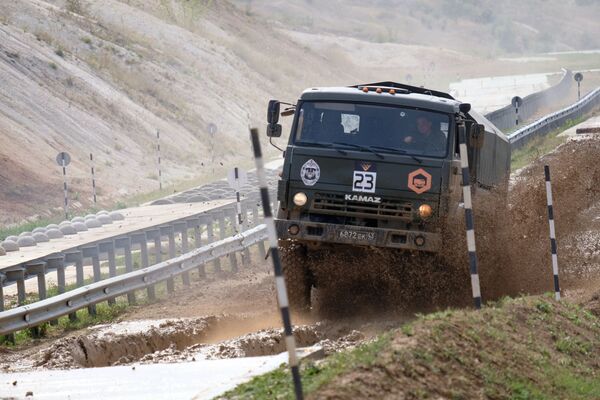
[352,161,377,193]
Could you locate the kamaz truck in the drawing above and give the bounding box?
[266,82,511,310]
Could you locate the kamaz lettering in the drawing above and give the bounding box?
[344,194,382,203]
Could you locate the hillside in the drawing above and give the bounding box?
[235,0,600,56]
[0,0,357,224]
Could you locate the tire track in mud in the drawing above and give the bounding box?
[2,314,394,371]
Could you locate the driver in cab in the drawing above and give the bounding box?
[403,116,447,155]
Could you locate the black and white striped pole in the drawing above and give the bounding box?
[56,152,71,219]
[90,153,97,205]
[458,121,482,309]
[156,129,162,190]
[544,165,561,300]
[233,168,243,228]
[228,167,248,232]
[250,127,304,400]
[512,96,522,127]
[574,73,583,102]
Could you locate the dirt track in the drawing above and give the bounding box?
[0,257,404,372]
[2,135,600,377]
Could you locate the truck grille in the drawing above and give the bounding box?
[311,193,413,221]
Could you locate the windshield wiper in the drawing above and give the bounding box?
[332,142,384,159]
[369,145,423,164]
[298,141,347,155]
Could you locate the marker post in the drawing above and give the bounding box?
[250,127,304,400]
[512,96,523,127]
[90,153,97,205]
[228,167,248,231]
[544,165,561,300]
[156,130,162,190]
[56,152,71,219]
[574,72,583,101]
[458,122,482,309]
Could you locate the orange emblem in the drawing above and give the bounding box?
[408,168,432,194]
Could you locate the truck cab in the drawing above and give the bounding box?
[266,82,510,309]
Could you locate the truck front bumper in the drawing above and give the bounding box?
[275,220,440,252]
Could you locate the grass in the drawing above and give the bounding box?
[0,217,65,241]
[220,296,600,399]
[0,300,129,346]
[220,333,391,400]
[0,268,167,347]
[34,30,53,44]
[510,115,586,171]
[65,0,85,15]
[0,201,118,241]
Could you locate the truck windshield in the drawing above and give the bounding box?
[294,101,450,158]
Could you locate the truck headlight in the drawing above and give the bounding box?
[418,204,433,218]
[293,192,308,206]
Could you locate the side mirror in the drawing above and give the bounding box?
[469,123,485,149]
[459,103,471,113]
[266,123,282,138]
[267,100,280,124]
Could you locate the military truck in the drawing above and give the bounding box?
[266,82,511,310]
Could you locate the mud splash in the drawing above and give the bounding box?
[307,188,510,316]
[309,136,600,313]
[309,246,472,318]
[504,136,600,295]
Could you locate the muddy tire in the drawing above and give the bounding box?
[279,241,311,312]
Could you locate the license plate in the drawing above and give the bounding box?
[337,229,377,242]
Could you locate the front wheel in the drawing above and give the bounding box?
[279,241,312,312]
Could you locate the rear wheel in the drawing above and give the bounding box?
[279,241,312,312]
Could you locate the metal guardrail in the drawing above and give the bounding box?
[0,225,267,335]
[485,69,573,132]
[508,86,600,148]
[0,191,276,336]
